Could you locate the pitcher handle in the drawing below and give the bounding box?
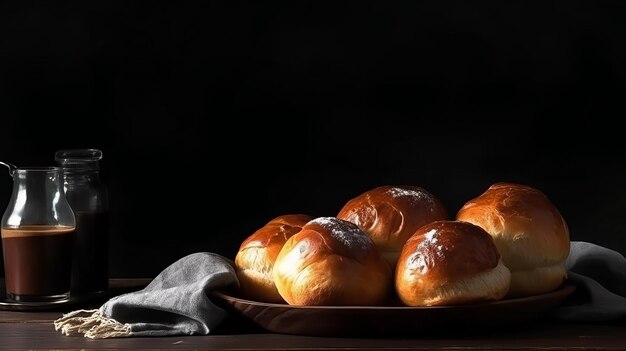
[0,161,17,177]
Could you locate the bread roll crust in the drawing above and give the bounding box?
[395,220,510,306]
[456,182,570,297]
[235,214,312,302]
[337,185,448,265]
[273,217,392,306]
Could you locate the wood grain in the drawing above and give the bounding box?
[0,322,625,350]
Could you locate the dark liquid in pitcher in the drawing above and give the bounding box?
[1,226,74,297]
[71,211,108,295]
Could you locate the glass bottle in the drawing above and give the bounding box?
[1,167,76,302]
[55,149,109,296]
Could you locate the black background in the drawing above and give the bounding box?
[1,1,625,278]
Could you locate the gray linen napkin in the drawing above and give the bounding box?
[55,242,625,339]
[556,241,626,322]
[54,252,239,338]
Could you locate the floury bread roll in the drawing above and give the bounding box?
[456,182,570,297]
[337,185,448,266]
[235,214,312,302]
[273,217,392,306]
[395,221,511,306]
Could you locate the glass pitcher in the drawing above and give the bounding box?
[1,166,76,302]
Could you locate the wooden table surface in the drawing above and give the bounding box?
[1,279,625,351]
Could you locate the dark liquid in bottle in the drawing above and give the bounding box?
[71,211,108,295]
[2,226,74,297]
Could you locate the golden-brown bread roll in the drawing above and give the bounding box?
[337,185,448,266]
[456,182,570,297]
[235,214,313,302]
[273,217,392,306]
[395,220,511,306]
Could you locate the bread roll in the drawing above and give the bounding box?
[337,185,448,266]
[235,214,312,302]
[395,220,511,306]
[273,217,391,305]
[456,182,570,297]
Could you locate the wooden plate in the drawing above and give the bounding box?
[211,284,576,337]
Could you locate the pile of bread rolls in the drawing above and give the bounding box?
[234,183,570,306]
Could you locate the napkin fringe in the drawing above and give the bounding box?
[54,309,132,339]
